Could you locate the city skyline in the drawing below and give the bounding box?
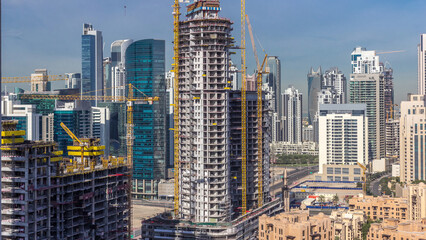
[3,0,426,112]
[2,1,426,239]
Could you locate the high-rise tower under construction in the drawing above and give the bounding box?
[178,0,234,223]
[142,1,281,238]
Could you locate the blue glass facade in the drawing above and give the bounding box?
[125,39,167,180]
[53,110,78,155]
[82,35,95,96]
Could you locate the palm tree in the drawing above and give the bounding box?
[318,195,325,208]
[332,194,339,206]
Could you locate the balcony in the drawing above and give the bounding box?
[1,208,25,215]
[2,198,26,205]
[1,228,26,237]
[1,219,28,227]
[1,156,26,161]
[1,177,26,183]
[1,166,26,172]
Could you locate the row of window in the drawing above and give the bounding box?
[326,176,361,182]
[326,167,361,175]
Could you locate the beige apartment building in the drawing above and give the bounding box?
[316,164,364,182]
[259,210,334,240]
[400,94,426,182]
[403,182,426,220]
[348,196,408,220]
[330,209,365,240]
[368,218,426,240]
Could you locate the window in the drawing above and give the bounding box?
[335,176,341,181]
[342,176,349,181]
[354,168,361,175]
[327,176,333,181]
[335,168,341,174]
[342,168,349,174]
[327,167,333,174]
[354,177,361,181]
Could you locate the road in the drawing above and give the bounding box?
[270,165,319,194]
[134,199,173,208]
[134,165,319,208]
[370,173,391,196]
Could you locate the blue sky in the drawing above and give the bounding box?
[3,0,426,110]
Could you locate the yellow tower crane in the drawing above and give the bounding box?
[246,14,268,208]
[357,162,368,195]
[172,0,181,218]
[1,75,66,83]
[241,0,248,216]
[19,84,158,240]
[60,122,87,165]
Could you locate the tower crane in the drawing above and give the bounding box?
[357,162,368,195]
[241,0,248,216]
[60,122,89,167]
[246,14,268,208]
[19,84,158,240]
[1,75,66,83]
[172,0,180,218]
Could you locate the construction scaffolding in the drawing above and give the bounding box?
[0,120,130,240]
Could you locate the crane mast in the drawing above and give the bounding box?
[241,0,247,216]
[126,84,134,239]
[172,0,180,218]
[256,56,267,207]
[246,13,267,208]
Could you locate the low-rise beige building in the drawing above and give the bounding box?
[316,164,364,182]
[330,209,366,240]
[259,210,334,240]
[348,196,408,221]
[368,218,426,240]
[403,182,426,220]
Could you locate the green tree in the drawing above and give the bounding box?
[318,195,325,207]
[332,194,339,205]
[361,220,372,240]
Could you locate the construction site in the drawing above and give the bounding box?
[0,120,130,240]
[141,0,284,239]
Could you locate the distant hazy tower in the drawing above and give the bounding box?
[307,67,323,124]
[418,34,426,95]
[350,47,385,160]
[351,47,382,74]
[282,86,302,144]
[103,57,112,98]
[82,23,103,106]
[400,94,426,182]
[31,69,50,92]
[381,63,394,119]
[111,39,133,101]
[65,73,81,90]
[229,61,239,90]
[266,57,282,134]
[323,67,347,104]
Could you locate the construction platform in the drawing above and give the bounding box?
[141,198,283,239]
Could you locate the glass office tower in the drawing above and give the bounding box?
[82,23,103,106]
[125,39,167,199]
